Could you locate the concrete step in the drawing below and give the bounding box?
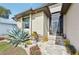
[55,36,64,45]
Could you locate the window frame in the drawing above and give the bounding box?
[22,16,30,29]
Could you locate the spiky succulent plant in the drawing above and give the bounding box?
[8,27,30,47]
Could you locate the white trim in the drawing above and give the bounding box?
[29,14,32,35]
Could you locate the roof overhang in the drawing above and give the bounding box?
[13,6,51,20]
[61,3,72,15]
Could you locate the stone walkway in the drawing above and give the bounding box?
[37,41,69,55]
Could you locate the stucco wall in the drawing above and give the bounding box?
[16,11,49,36]
[64,4,79,50]
[32,12,44,35]
[43,12,49,36]
[16,18,22,29]
[32,11,49,36]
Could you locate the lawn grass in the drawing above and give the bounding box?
[0,42,10,52]
[0,42,27,55]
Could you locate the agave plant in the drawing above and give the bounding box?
[8,27,30,47]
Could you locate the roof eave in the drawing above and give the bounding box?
[61,3,72,15]
[13,6,51,20]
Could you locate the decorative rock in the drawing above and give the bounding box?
[30,45,41,55]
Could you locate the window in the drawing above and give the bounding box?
[23,17,29,28]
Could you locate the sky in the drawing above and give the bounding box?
[0,3,42,18]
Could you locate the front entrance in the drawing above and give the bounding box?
[49,12,63,36]
[57,15,63,36]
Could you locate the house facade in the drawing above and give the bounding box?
[13,3,62,36]
[13,7,51,36]
[13,3,79,51]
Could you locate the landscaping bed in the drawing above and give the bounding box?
[0,42,27,55]
[0,36,6,41]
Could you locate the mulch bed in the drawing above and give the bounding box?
[0,36,6,41]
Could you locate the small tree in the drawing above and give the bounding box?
[8,27,30,47]
[0,6,11,19]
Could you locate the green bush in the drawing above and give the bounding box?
[64,39,76,55]
[66,44,76,55]
[32,32,39,42]
[64,39,70,46]
[25,40,32,45]
[32,32,38,38]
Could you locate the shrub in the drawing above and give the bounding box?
[64,39,76,55]
[66,45,76,55]
[32,32,39,42]
[64,39,70,46]
[42,35,48,42]
[25,40,32,45]
[32,32,38,38]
